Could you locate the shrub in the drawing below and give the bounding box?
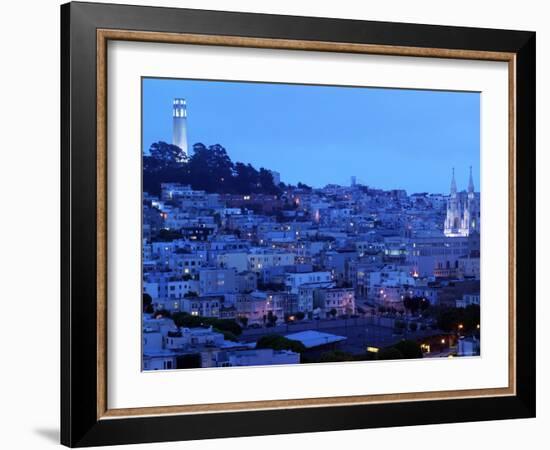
[256,334,306,354]
[377,347,404,360]
[393,339,423,359]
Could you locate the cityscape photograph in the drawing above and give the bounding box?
[141,77,481,371]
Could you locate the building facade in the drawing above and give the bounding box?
[172,98,188,159]
[444,168,480,237]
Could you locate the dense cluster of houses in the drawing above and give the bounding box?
[142,177,481,370]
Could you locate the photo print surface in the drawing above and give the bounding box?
[141,77,481,371]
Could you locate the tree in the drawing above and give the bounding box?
[403,296,427,315]
[184,291,199,298]
[187,143,234,192]
[267,311,278,326]
[143,140,284,196]
[256,334,306,354]
[148,141,187,166]
[171,313,242,336]
[258,168,279,194]
[234,162,259,193]
[462,304,481,333]
[393,339,423,359]
[238,316,249,328]
[329,308,337,318]
[409,322,418,332]
[394,320,406,331]
[143,293,154,313]
[419,297,430,313]
[215,328,238,342]
[206,318,242,336]
[319,350,355,363]
[377,347,404,360]
[155,228,182,242]
[257,282,285,292]
[153,309,171,319]
[436,305,480,333]
[176,354,201,369]
[172,312,202,328]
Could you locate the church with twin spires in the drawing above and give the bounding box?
[444,167,480,237]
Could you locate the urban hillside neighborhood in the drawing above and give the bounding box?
[142,98,481,371]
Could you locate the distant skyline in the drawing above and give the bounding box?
[142,77,480,194]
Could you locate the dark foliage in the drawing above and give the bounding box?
[152,228,182,242]
[393,339,423,359]
[171,312,243,336]
[318,350,356,362]
[377,347,404,360]
[143,141,281,196]
[143,293,153,314]
[403,296,430,315]
[149,141,188,165]
[176,353,201,369]
[153,309,172,319]
[215,328,239,342]
[255,334,306,354]
[257,282,286,292]
[377,339,423,360]
[436,305,480,333]
[266,310,278,326]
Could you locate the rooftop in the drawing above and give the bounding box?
[284,330,347,348]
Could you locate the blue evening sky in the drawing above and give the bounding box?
[142,77,480,194]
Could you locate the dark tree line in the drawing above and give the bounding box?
[171,312,243,339]
[403,296,430,315]
[143,141,281,196]
[378,339,423,360]
[435,304,480,334]
[255,334,306,354]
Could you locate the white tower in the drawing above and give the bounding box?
[172,98,188,160]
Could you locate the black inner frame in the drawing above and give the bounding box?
[61,2,536,447]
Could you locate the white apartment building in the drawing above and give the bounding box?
[285,271,332,294]
[318,288,356,316]
[181,296,222,318]
[198,268,237,296]
[247,250,296,272]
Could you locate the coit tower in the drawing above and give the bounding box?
[172,98,188,160]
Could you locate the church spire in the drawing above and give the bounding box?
[468,166,475,193]
[450,168,457,195]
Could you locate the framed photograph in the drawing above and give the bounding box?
[61,2,536,447]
